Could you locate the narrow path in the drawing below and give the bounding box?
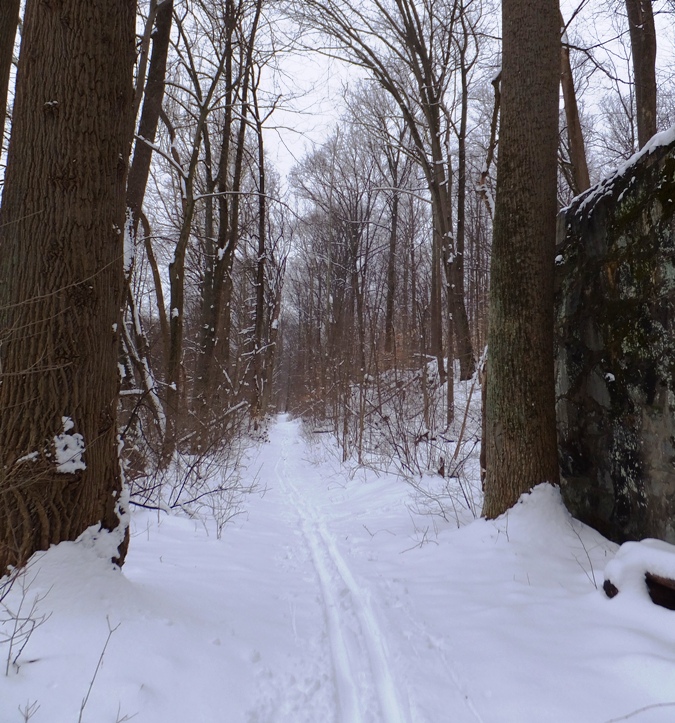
[272,419,411,723]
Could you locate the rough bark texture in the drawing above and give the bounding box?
[482,0,560,518]
[0,0,135,572]
[625,0,657,149]
[555,134,675,543]
[0,0,20,136]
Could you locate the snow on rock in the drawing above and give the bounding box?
[564,124,675,215]
[604,538,675,601]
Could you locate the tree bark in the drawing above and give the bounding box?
[482,0,560,518]
[384,182,398,356]
[0,0,135,572]
[249,75,267,422]
[560,12,590,194]
[126,0,174,236]
[0,0,19,138]
[625,0,657,148]
[454,26,475,381]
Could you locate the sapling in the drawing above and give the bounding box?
[78,617,121,723]
[17,699,40,722]
[0,563,51,675]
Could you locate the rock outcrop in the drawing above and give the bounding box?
[555,129,675,543]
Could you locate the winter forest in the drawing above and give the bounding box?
[2,0,675,720]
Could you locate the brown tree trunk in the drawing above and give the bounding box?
[126,0,174,235]
[0,0,135,572]
[482,0,560,518]
[560,13,590,194]
[119,1,173,455]
[261,262,284,416]
[0,0,19,138]
[446,303,455,428]
[454,37,475,382]
[249,76,267,422]
[384,189,398,356]
[625,0,657,149]
[430,228,445,383]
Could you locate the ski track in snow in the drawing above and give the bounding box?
[273,422,411,723]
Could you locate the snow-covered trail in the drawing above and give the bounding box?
[272,419,411,723]
[233,415,490,723]
[4,414,675,723]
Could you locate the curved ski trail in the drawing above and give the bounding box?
[274,424,410,723]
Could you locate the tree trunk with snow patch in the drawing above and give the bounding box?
[0,0,135,572]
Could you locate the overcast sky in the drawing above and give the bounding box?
[263,0,675,183]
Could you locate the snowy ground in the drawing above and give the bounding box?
[2,415,675,723]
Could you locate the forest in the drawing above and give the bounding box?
[1,0,675,721]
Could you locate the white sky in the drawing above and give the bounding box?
[263,0,675,183]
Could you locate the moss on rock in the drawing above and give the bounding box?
[555,135,675,543]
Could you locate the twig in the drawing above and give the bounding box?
[78,617,121,723]
[569,522,598,589]
[17,700,40,722]
[604,702,675,722]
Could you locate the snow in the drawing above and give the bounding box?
[605,539,675,601]
[15,452,38,465]
[566,125,675,216]
[3,416,675,722]
[123,208,135,279]
[53,417,86,474]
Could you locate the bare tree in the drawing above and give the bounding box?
[294,0,480,381]
[193,0,265,429]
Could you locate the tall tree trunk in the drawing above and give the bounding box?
[126,0,174,235]
[0,0,19,140]
[0,0,135,572]
[430,228,445,382]
[625,0,657,149]
[446,302,455,428]
[482,0,560,518]
[384,189,398,357]
[261,262,284,416]
[120,0,173,454]
[249,78,267,422]
[454,40,475,381]
[560,12,590,194]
